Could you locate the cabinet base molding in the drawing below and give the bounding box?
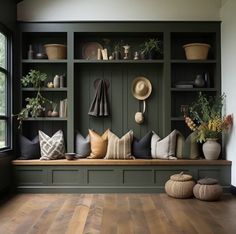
[13,160,231,193]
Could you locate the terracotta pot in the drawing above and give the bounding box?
[202,138,221,160]
[183,43,211,60]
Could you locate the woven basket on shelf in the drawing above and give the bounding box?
[44,44,67,60]
[183,43,210,60]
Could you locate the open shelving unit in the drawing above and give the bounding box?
[18,22,221,152]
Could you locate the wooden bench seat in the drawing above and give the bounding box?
[12,159,231,193]
[12,158,232,166]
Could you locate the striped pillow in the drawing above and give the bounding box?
[39,130,65,160]
[176,131,200,159]
[151,130,178,159]
[105,130,134,159]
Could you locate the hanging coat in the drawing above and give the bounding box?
[88,79,110,117]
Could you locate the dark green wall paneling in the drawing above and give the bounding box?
[75,63,163,138]
[18,21,221,152]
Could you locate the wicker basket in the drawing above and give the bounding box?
[44,44,67,60]
[183,43,210,60]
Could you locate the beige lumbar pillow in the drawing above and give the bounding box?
[105,130,134,159]
[88,129,108,159]
[39,130,65,160]
[151,130,178,159]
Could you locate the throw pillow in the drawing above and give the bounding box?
[132,131,152,159]
[88,129,108,159]
[18,135,40,159]
[176,131,200,159]
[105,130,134,159]
[75,132,90,158]
[151,130,178,159]
[39,130,65,160]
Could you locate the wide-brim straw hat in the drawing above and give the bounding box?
[132,76,152,100]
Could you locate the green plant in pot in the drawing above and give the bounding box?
[21,69,47,88]
[184,92,233,160]
[113,41,123,60]
[16,69,53,128]
[140,38,163,59]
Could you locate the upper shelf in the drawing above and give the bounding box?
[73,59,164,64]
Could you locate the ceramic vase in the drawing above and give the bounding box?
[202,138,221,160]
[53,75,60,88]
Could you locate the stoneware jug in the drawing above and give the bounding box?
[194,74,205,87]
[202,138,221,160]
[53,75,60,88]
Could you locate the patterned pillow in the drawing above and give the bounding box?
[39,130,65,160]
[105,130,134,159]
[88,129,108,159]
[19,135,40,159]
[151,130,178,159]
[75,132,90,158]
[132,131,152,159]
[176,131,200,159]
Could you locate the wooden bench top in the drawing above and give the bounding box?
[12,159,232,166]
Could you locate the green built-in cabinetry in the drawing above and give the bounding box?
[18,22,221,152]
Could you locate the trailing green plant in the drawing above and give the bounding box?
[21,69,47,88]
[16,91,53,128]
[140,38,163,55]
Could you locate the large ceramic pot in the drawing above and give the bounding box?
[202,138,221,160]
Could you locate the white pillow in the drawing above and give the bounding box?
[39,130,65,160]
[151,130,178,159]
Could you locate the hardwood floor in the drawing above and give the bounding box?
[0,193,236,234]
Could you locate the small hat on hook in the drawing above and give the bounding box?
[131,76,152,100]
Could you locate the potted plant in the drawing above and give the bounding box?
[140,38,163,59]
[16,70,53,128]
[113,41,123,60]
[21,69,47,89]
[185,92,233,160]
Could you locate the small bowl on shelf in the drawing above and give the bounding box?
[65,153,76,160]
[35,53,48,59]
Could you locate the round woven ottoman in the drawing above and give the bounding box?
[193,178,223,201]
[165,172,196,199]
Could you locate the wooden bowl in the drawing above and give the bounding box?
[65,153,76,160]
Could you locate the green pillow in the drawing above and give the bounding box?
[176,131,200,159]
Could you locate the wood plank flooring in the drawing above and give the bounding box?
[0,193,236,234]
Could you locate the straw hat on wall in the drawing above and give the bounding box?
[131,76,152,100]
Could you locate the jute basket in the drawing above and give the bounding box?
[44,44,67,60]
[183,43,210,60]
[165,172,196,199]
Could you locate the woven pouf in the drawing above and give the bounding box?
[193,178,223,201]
[165,172,196,199]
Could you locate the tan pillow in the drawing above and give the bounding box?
[151,130,178,159]
[88,129,108,159]
[105,130,134,159]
